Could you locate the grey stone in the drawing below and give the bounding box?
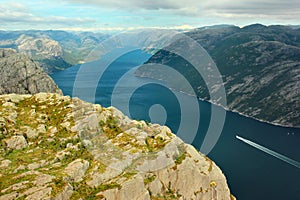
[27,162,41,170]
[55,151,71,161]
[64,159,89,182]
[99,175,150,200]
[13,165,26,173]
[4,135,28,150]
[24,126,39,139]
[0,192,18,200]
[0,49,62,95]
[33,174,54,186]
[66,143,73,148]
[37,124,46,134]
[1,181,29,193]
[82,139,93,147]
[52,183,73,200]
[24,187,52,200]
[0,159,11,168]
[147,177,163,196]
[49,126,58,135]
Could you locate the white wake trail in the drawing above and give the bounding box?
[236,135,300,169]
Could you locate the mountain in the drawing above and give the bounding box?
[0,93,235,200]
[0,30,109,73]
[135,24,300,127]
[14,34,71,74]
[0,48,62,95]
[40,30,109,65]
[289,25,300,30]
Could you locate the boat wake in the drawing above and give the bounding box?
[236,135,300,169]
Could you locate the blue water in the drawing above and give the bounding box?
[51,50,300,200]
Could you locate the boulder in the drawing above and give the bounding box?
[4,136,28,150]
[52,183,73,200]
[64,159,89,182]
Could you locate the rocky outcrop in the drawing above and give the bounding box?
[64,159,89,182]
[3,135,28,150]
[0,93,235,199]
[0,49,62,95]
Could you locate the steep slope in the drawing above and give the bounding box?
[0,30,109,72]
[135,24,300,127]
[0,93,234,200]
[15,34,71,73]
[0,49,62,95]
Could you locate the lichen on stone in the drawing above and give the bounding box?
[0,93,235,200]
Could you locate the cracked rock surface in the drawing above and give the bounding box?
[0,93,235,200]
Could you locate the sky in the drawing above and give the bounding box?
[0,0,299,31]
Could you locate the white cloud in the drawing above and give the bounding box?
[65,0,300,13]
[65,0,184,10]
[65,0,300,24]
[58,24,196,32]
[1,0,299,31]
[6,2,29,12]
[0,3,95,29]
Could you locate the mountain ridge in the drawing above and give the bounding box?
[135,24,300,127]
[0,30,109,73]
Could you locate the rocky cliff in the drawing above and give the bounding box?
[0,30,109,72]
[0,93,234,200]
[0,49,62,95]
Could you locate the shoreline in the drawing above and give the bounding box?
[181,90,298,129]
[136,74,299,129]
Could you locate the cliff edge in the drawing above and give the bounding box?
[0,48,62,95]
[0,93,235,200]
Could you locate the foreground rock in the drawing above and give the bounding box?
[0,48,62,95]
[0,93,235,199]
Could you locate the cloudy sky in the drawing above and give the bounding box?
[0,0,299,31]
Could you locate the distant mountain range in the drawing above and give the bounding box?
[0,30,109,73]
[1,24,299,127]
[135,24,300,127]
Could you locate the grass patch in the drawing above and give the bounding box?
[204,156,213,172]
[145,136,166,152]
[144,175,156,185]
[70,182,121,200]
[0,173,36,194]
[174,153,186,165]
[101,116,122,139]
[51,177,68,197]
[174,144,187,165]
[14,95,74,138]
[122,171,137,179]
